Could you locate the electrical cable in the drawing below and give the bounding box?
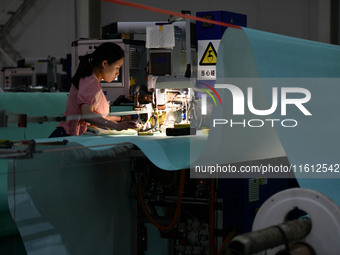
[217,231,236,255]
[140,115,157,132]
[188,99,202,129]
[138,169,185,231]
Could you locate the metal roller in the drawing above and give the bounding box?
[226,218,311,255]
[226,188,340,255]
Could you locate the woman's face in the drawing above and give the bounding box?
[101,57,124,82]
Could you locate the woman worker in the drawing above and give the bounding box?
[49,42,136,137]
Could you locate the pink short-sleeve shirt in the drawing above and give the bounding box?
[59,74,109,136]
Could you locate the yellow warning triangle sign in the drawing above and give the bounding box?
[199,42,218,66]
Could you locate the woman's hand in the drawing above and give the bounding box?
[106,115,133,122]
[107,120,137,131]
[81,103,136,130]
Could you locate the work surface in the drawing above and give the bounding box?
[43,132,208,170]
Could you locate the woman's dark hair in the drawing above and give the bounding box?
[71,42,124,89]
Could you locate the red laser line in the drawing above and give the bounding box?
[101,0,242,29]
